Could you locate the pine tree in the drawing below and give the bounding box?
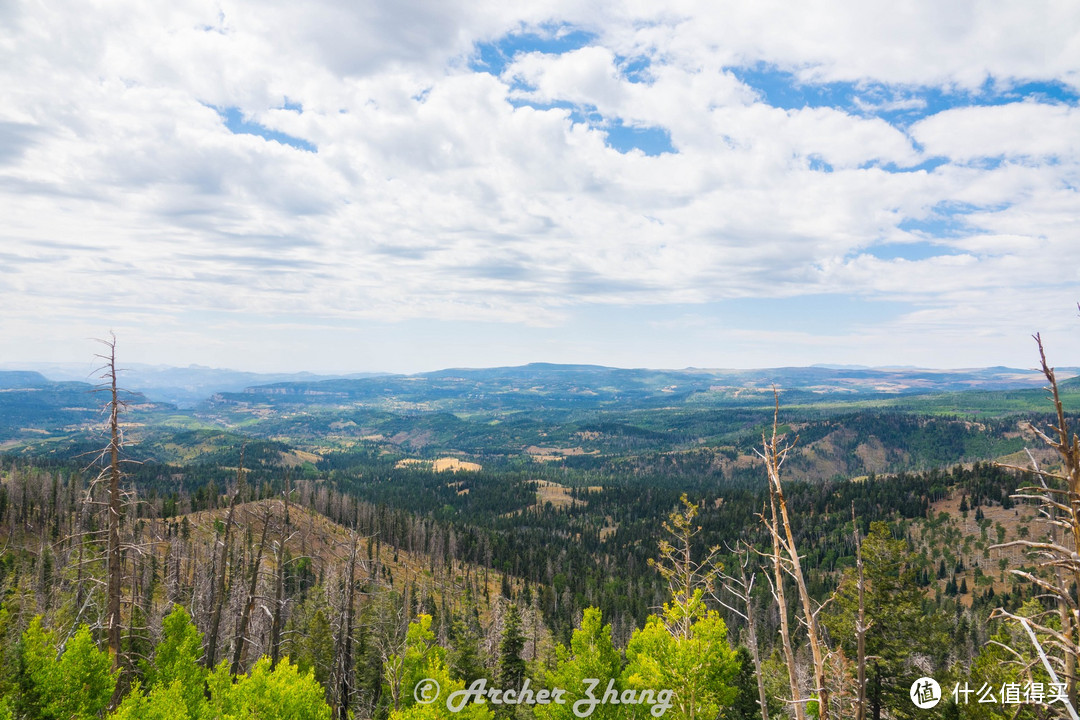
[447,615,486,685]
[496,604,526,691]
[824,522,947,720]
[93,336,126,673]
[727,647,762,720]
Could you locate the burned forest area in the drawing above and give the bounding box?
[1,342,1079,720]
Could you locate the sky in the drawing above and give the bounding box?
[2,1,1079,373]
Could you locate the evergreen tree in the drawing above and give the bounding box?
[447,615,486,685]
[496,604,526,690]
[292,600,335,691]
[824,522,946,720]
[727,647,761,720]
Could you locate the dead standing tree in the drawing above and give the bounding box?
[231,502,273,675]
[851,503,868,720]
[331,532,363,720]
[90,334,127,670]
[715,542,770,720]
[268,470,294,668]
[992,333,1080,715]
[757,392,830,720]
[206,447,246,668]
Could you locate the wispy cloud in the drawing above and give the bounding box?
[1,0,1078,371]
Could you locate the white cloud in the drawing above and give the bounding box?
[912,102,1080,161]
[1,0,1079,369]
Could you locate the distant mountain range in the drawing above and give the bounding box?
[2,362,1078,471]
[0,362,386,407]
[3,362,1075,410]
[203,362,1077,414]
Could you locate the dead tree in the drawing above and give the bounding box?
[757,392,830,720]
[231,503,272,675]
[268,471,293,668]
[332,533,362,720]
[206,448,245,668]
[715,542,769,720]
[92,335,126,669]
[851,504,868,720]
[992,333,1080,713]
[761,489,805,720]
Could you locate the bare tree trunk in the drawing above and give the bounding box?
[104,338,123,667]
[716,544,769,720]
[766,485,805,720]
[992,333,1080,714]
[269,477,291,668]
[75,503,86,610]
[853,505,867,720]
[269,537,286,668]
[333,534,360,720]
[231,504,271,675]
[760,393,830,720]
[206,451,245,669]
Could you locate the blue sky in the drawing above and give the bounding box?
[2,2,1079,372]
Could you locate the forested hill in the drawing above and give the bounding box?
[209,363,1072,412]
[1,358,1078,720]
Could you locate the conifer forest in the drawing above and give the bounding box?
[0,335,1078,720]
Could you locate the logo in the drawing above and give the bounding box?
[415,679,441,704]
[911,677,941,709]
[423,677,674,717]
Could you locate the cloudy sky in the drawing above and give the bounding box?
[2,1,1079,373]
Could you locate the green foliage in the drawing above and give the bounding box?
[400,614,444,711]
[0,604,15,700]
[536,607,623,720]
[110,680,190,720]
[756,651,790,719]
[207,656,331,720]
[142,605,207,718]
[290,599,335,689]
[51,624,118,720]
[726,647,762,720]
[447,614,487,685]
[623,600,738,720]
[388,614,490,720]
[18,621,118,720]
[959,600,1051,720]
[496,604,526,691]
[824,522,947,720]
[15,616,56,720]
